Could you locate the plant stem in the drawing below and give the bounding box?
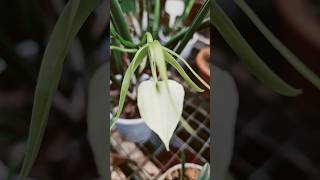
[146,0,151,32]
[164,18,210,48]
[152,0,161,39]
[110,46,138,53]
[175,0,209,54]
[111,23,148,48]
[110,0,133,42]
[111,39,124,74]
[180,152,186,180]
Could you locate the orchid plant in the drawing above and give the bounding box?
[110,32,210,150]
[109,0,210,150]
[17,0,320,179]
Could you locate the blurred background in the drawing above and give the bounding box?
[214,0,320,179]
[0,0,107,179]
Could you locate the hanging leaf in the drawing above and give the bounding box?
[114,44,149,124]
[164,50,204,92]
[18,0,99,179]
[87,63,108,178]
[212,0,301,96]
[234,0,320,90]
[163,47,210,90]
[137,80,184,150]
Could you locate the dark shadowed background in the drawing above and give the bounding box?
[0,0,107,179]
[214,0,320,180]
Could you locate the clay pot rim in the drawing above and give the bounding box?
[110,113,144,125]
[196,47,210,77]
[159,163,203,180]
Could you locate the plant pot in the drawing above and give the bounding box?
[110,74,153,143]
[196,47,210,96]
[115,116,152,143]
[159,163,202,180]
[196,47,210,84]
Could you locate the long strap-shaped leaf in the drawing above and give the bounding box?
[234,0,320,90]
[163,47,210,90]
[212,0,301,96]
[87,63,108,178]
[113,44,149,127]
[18,0,99,179]
[164,50,204,92]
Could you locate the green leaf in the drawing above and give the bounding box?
[212,0,302,96]
[110,0,133,42]
[152,0,161,39]
[114,44,149,124]
[163,47,210,90]
[234,0,320,90]
[137,80,184,151]
[118,0,136,13]
[180,117,195,135]
[164,50,204,92]
[110,45,138,53]
[18,0,99,179]
[197,163,210,180]
[87,63,108,178]
[175,0,209,54]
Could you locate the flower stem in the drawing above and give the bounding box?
[110,0,133,42]
[152,0,160,39]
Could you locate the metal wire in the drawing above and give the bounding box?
[111,92,210,180]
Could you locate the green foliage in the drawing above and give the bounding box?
[113,44,149,124]
[118,0,137,13]
[87,63,108,178]
[180,152,186,180]
[212,0,301,96]
[197,163,210,180]
[18,0,99,179]
[234,0,320,90]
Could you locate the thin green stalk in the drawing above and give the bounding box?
[110,0,133,42]
[110,46,138,53]
[175,0,209,54]
[164,18,210,48]
[111,22,147,48]
[152,0,160,39]
[110,22,135,48]
[180,152,186,180]
[146,0,151,32]
[111,39,124,74]
[235,0,320,90]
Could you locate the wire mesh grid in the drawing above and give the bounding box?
[110,92,210,180]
